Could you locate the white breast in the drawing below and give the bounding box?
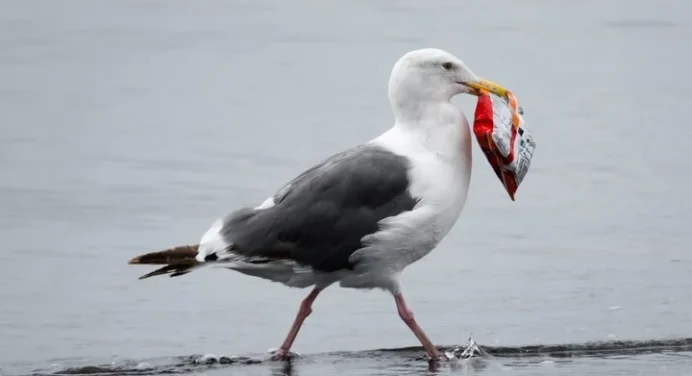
[373,117,472,240]
[344,109,473,284]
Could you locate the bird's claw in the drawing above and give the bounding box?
[268,348,300,361]
[426,352,450,364]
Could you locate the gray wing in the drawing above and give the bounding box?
[219,144,419,273]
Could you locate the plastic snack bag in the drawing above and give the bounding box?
[472,90,536,201]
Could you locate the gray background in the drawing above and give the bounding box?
[1,0,691,375]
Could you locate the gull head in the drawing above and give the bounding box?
[388,48,508,117]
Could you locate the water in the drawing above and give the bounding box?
[1,0,692,375]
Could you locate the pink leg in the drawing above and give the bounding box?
[394,293,442,361]
[270,287,322,360]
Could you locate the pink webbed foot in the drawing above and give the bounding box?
[269,287,322,362]
[268,348,300,361]
[393,293,447,363]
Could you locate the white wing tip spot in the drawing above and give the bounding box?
[254,197,275,210]
[198,218,233,262]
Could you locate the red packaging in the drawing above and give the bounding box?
[473,91,536,201]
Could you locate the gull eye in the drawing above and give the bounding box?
[442,62,454,70]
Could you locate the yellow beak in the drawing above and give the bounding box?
[463,78,509,98]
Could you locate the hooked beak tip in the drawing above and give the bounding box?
[462,78,509,98]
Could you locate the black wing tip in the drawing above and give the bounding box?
[136,261,199,280]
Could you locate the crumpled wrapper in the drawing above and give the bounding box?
[473,90,536,200]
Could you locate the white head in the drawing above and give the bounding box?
[388,48,507,122]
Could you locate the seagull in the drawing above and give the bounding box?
[128,48,508,362]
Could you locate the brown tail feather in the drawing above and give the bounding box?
[128,244,201,280]
[128,244,199,265]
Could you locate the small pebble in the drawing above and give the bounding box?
[198,354,218,364]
